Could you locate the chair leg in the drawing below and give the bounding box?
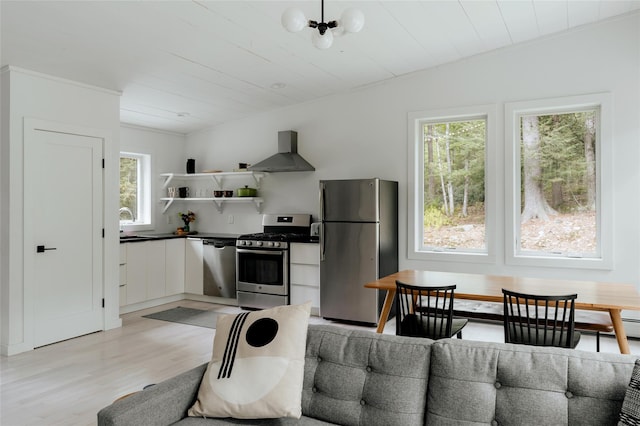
[457,330,462,339]
[596,331,600,352]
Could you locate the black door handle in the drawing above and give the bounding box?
[36,245,57,253]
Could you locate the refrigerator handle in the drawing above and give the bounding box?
[319,182,326,261]
[319,182,325,223]
[320,223,325,261]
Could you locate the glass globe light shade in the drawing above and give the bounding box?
[340,8,364,33]
[312,29,333,49]
[281,8,307,33]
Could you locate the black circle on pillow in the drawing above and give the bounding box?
[246,318,279,347]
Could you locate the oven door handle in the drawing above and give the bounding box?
[236,248,285,256]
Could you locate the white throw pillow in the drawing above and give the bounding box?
[188,302,311,419]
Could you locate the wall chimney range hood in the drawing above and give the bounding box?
[248,131,315,172]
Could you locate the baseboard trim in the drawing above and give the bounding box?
[1,341,34,356]
[120,294,185,314]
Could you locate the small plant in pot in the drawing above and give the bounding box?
[178,210,196,233]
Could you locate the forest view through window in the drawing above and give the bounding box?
[518,109,598,256]
[421,117,486,251]
[120,155,138,223]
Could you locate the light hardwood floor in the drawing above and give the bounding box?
[2,300,639,426]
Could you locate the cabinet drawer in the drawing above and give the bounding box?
[119,284,127,307]
[119,264,126,285]
[290,264,319,287]
[290,284,319,309]
[119,244,126,263]
[290,243,319,265]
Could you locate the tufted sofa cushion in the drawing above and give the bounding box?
[427,339,635,426]
[301,325,433,426]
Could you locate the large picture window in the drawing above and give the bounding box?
[422,118,486,250]
[408,105,496,262]
[505,94,612,269]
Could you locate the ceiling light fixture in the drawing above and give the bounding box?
[281,0,364,50]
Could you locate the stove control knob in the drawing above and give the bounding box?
[245,241,252,246]
[256,241,263,247]
[273,242,281,247]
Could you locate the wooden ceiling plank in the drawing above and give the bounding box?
[533,1,569,35]
[497,0,540,44]
[460,0,513,50]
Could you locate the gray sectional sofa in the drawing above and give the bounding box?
[98,324,636,425]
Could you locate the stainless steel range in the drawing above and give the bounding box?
[236,213,312,310]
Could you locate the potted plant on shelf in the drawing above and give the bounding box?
[178,210,196,234]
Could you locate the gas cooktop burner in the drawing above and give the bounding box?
[237,232,310,242]
[237,213,314,248]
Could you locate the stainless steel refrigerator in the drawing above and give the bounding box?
[319,178,398,325]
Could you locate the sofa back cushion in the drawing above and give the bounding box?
[427,339,635,425]
[303,325,433,426]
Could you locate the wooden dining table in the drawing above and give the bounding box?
[364,269,640,354]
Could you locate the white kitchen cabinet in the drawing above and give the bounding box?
[146,240,167,300]
[124,240,167,304]
[185,238,204,295]
[290,243,320,314]
[125,242,149,305]
[165,238,186,296]
[159,171,266,213]
[119,244,127,307]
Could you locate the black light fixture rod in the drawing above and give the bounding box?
[308,0,336,35]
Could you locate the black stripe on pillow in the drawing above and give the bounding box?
[218,312,250,379]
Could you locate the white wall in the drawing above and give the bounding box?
[186,13,640,285]
[0,67,121,355]
[120,124,186,234]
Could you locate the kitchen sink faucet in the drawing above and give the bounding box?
[119,207,135,223]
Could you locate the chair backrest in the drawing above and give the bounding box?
[395,280,456,339]
[502,288,578,348]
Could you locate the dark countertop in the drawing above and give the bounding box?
[297,237,319,244]
[119,232,318,243]
[119,232,242,243]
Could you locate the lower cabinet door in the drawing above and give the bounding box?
[165,239,185,296]
[125,242,147,305]
[185,238,204,295]
[146,240,167,300]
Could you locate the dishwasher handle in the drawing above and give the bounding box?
[203,239,236,248]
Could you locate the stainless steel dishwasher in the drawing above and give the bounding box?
[202,237,237,298]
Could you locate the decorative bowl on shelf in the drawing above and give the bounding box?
[223,190,234,197]
[237,185,257,197]
[214,190,224,197]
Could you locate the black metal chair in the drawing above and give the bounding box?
[502,289,581,348]
[395,280,468,339]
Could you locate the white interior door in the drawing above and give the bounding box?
[25,122,104,347]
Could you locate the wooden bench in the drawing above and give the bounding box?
[451,300,614,351]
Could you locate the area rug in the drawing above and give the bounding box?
[143,306,218,329]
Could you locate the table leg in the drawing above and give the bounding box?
[376,289,395,334]
[609,309,630,354]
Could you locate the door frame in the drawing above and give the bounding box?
[23,118,107,349]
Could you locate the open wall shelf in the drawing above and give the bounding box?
[160,171,266,189]
[159,171,267,213]
[159,197,264,213]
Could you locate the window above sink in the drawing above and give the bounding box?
[120,152,152,229]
